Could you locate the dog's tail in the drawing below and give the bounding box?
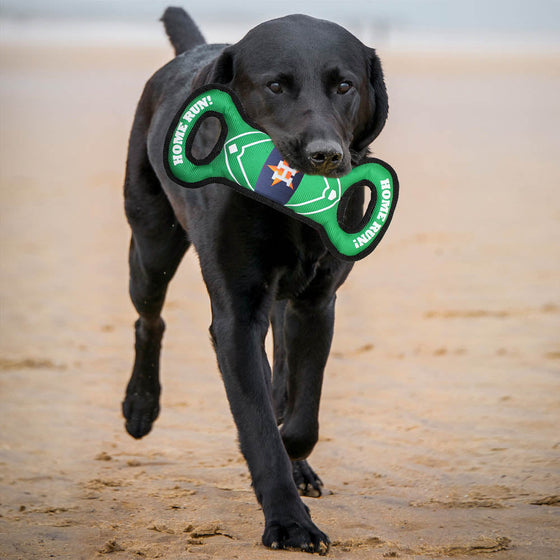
[161,7,206,56]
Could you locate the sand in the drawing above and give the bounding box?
[0,37,559,560]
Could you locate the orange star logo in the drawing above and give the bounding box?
[268,159,299,189]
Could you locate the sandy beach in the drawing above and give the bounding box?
[1,26,559,560]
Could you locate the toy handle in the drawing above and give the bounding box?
[182,110,229,176]
[338,178,378,227]
[167,88,252,185]
[312,162,397,260]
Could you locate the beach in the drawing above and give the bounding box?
[0,27,559,560]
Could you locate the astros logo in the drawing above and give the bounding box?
[268,159,299,189]
[255,148,303,205]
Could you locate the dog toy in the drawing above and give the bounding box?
[164,85,398,261]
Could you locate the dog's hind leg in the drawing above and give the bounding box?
[123,225,188,439]
[122,117,190,438]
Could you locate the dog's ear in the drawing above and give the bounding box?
[192,47,235,88]
[352,49,389,155]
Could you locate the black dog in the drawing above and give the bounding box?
[122,7,388,553]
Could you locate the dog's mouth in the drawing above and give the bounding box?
[275,140,352,179]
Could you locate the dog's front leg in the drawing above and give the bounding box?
[208,292,330,554]
[280,294,335,460]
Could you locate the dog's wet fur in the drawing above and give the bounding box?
[122,7,388,553]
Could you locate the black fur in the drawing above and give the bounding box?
[161,7,205,55]
[122,8,389,554]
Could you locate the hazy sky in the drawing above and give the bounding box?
[2,0,560,34]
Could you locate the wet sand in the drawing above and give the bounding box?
[1,38,559,559]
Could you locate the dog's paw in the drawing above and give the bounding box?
[122,390,160,439]
[293,460,323,498]
[262,518,330,555]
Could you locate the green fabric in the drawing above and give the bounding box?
[164,86,398,261]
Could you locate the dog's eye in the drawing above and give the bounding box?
[267,82,283,94]
[337,81,353,94]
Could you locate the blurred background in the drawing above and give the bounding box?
[2,0,560,51]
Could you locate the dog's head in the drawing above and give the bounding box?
[194,14,388,178]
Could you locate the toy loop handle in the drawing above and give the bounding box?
[336,180,378,236]
[305,161,397,260]
[166,87,262,186]
[183,111,228,169]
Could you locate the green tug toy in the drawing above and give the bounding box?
[164,85,399,261]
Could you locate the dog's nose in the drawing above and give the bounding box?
[305,140,343,174]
